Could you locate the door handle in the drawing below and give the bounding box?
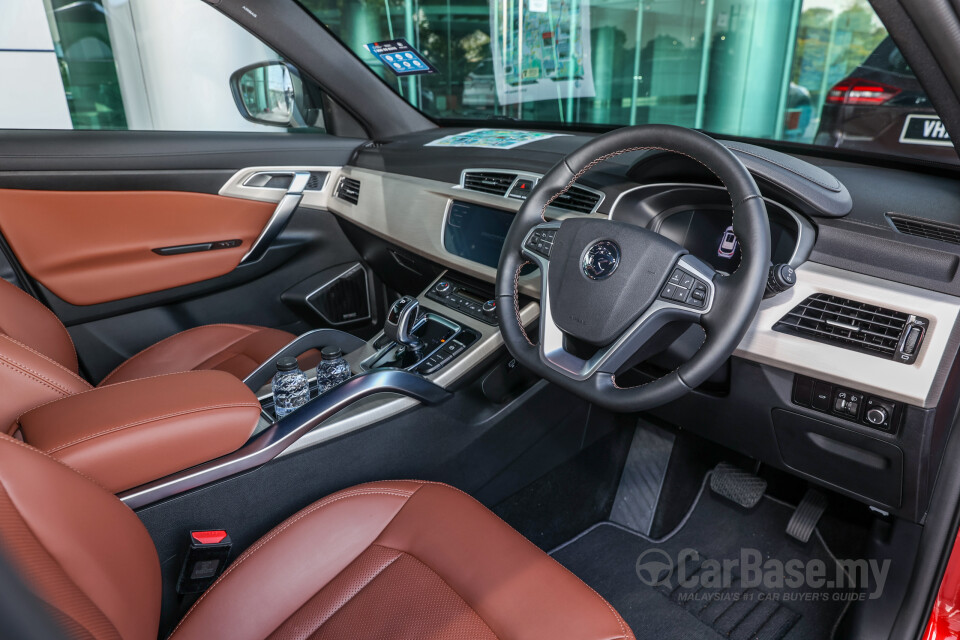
[240,171,311,265]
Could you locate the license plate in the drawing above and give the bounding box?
[899,114,953,147]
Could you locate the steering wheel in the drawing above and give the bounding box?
[496,125,771,412]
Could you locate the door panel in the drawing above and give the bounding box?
[0,189,274,305]
[0,131,381,382]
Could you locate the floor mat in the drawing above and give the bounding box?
[551,483,854,640]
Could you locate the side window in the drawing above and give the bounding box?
[1,0,326,133]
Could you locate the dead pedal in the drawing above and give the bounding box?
[786,488,828,543]
[709,462,767,509]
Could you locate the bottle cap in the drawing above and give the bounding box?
[276,356,299,372]
[321,346,344,361]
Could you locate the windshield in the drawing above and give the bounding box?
[301,0,956,165]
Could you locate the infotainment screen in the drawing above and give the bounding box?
[443,200,516,268]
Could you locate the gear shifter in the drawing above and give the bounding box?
[383,296,423,352]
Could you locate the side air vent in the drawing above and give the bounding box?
[462,171,517,196]
[335,177,361,205]
[888,213,960,245]
[305,172,328,191]
[553,185,603,214]
[774,293,928,364]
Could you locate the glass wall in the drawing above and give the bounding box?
[303,0,955,163]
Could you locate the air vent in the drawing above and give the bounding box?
[335,177,361,205]
[305,172,327,191]
[774,293,927,364]
[553,185,603,214]
[888,213,960,245]
[462,171,517,196]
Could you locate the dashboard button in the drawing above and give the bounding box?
[793,376,814,406]
[811,381,833,412]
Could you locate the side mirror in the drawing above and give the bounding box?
[230,61,299,127]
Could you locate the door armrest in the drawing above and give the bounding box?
[17,370,261,494]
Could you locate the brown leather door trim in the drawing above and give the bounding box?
[0,189,275,305]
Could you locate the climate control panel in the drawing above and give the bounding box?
[426,276,499,326]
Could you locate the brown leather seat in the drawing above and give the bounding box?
[0,278,308,431]
[0,434,635,640]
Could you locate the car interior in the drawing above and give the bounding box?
[6,0,960,639]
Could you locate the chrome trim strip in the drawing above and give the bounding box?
[120,370,450,509]
[240,171,310,264]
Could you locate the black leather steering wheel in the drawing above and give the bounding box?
[496,125,771,412]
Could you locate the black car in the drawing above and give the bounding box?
[816,37,954,161]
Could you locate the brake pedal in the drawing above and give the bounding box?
[709,462,767,508]
[786,488,828,543]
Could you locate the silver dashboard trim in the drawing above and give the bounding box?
[738,261,960,408]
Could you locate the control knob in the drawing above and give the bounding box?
[764,264,797,299]
[482,300,497,317]
[435,281,451,294]
[866,406,888,426]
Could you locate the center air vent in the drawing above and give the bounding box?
[773,293,927,364]
[888,213,960,245]
[335,177,361,205]
[460,169,604,213]
[553,185,603,214]
[462,171,516,196]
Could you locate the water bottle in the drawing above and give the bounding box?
[316,346,351,394]
[272,356,309,419]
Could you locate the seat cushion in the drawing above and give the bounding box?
[169,481,634,640]
[99,324,316,386]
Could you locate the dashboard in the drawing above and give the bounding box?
[217,127,960,519]
[220,130,960,413]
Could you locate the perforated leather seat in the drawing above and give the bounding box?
[0,279,310,431]
[0,433,635,640]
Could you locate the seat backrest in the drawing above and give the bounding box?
[0,279,91,432]
[0,433,161,640]
[0,278,78,371]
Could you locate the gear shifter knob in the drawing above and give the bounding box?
[383,296,422,349]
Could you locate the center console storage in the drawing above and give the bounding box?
[16,370,262,494]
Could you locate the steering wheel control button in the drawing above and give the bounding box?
[525,228,557,258]
[581,240,621,280]
[792,375,901,432]
[660,268,708,307]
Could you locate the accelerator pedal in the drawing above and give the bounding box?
[786,488,828,543]
[709,462,767,509]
